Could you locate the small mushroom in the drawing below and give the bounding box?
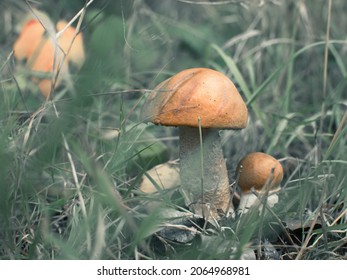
[142,68,248,220]
[138,161,180,194]
[137,161,197,244]
[235,152,283,213]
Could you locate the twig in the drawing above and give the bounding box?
[55,0,94,39]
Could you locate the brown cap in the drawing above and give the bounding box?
[142,68,248,128]
[236,152,284,193]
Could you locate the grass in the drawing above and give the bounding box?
[0,0,346,260]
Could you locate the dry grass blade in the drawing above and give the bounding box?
[55,0,94,39]
[294,210,320,260]
[62,134,92,252]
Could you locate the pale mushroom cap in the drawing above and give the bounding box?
[236,152,284,193]
[142,68,248,128]
[138,162,180,193]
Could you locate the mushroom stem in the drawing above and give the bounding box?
[179,126,232,218]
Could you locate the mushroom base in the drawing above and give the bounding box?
[237,191,279,214]
[179,126,232,219]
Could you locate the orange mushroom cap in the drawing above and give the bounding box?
[56,20,85,68]
[236,152,284,193]
[27,34,65,97]
[13,12,85,97]
[13,19,46,60]
[142,68,248,129]
[30,39,56,73]
[13,9,56,61]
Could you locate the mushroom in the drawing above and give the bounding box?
[137,161,197,244]
[142,68,248,219]
[138,161,180,194]
[235,152,284,213]
[13,11,85,97]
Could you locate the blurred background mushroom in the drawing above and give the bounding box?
[12,9,85,97]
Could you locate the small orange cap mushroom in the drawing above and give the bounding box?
[236,152,284,193]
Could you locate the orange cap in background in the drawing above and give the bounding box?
[13,19,46,60]
[56,20,85,68]
[13,11,85,97]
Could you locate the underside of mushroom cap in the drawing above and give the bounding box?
[142,68,248,129]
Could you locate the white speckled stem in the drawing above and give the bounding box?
[179,126,232,218]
